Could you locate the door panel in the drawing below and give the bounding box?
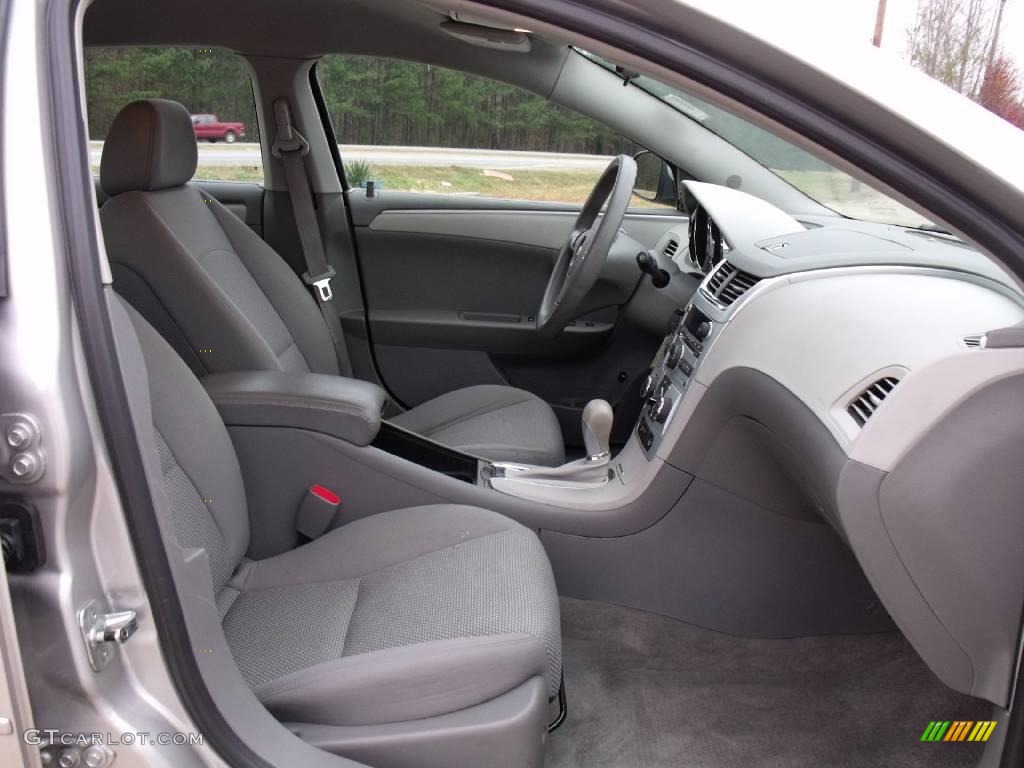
[195,180,265,236]
[358,228,554,314]
[348,192,679,447]
[353,191,685,248]
[348,307,615,356]
[366,208,681,251]
[351,228,616,357]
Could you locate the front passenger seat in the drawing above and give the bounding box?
[100,99,565,467]
[111,293,561,760]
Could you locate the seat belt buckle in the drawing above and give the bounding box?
[303,266,336,302]
[296,484,342,541]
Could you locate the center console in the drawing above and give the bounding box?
[480,296,723,509]
[636,303,715,458]
[197,295,721,536]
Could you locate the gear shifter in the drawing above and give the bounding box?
[582,399,613,459]
[489,398,614,486]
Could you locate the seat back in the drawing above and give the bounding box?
[111,293,251,601]
[100,99,339,378]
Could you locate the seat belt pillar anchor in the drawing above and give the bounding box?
[303,266,336,302]
[271,98,310,157]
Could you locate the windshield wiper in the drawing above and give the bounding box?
[905,223,967,245]
[914,223,954,235]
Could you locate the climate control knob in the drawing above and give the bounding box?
[641,374,657,402]
[665,341,683,368]
[695,321,712,341]
[653,395,673,423]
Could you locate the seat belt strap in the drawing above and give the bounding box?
[271,98,353,377]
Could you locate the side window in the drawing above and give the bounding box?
[85,47,263,183]
[317,55,674,208]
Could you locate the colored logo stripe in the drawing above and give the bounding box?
[921,720,996,742]
[944,721,972,741]
[968,722,997,742]
[921,722,950,741]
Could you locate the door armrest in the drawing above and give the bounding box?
[202,372,386,446]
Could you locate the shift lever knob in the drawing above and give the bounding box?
[582,399,613,459]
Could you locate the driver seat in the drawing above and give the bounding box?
[99,99,565,467]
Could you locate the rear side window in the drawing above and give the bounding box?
[85,47,263,183]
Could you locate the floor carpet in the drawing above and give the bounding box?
[547,598,991,768]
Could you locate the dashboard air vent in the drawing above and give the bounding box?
[846,376,900,427]
[963,334,985,349]
[705,261,733,294]
[664,239,679,259]
[702,261,761,307]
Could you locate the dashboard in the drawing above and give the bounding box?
[639,181,1023,460]
[632,180,1024,709]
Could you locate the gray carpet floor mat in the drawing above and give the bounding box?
[547,598,991,768]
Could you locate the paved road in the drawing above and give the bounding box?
[88,141,613,171]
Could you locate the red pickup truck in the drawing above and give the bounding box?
[190,114,245,143]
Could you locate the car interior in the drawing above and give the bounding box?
[50,0,1024,765]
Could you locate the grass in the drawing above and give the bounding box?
[89,153,930,225]
[90,162,265,183]
[191,165,266,182]
[351,164,673,208]
[90,160,670,208]
[97,161,602,202]
[364,164,604,202]
[345,159,374,187]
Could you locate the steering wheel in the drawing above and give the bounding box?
[536,155,637,338]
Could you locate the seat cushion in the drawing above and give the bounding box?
[390,385,565,467]
[218,504,562,727]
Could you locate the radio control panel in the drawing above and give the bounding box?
[636,303,716,458]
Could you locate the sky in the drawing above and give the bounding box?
[720,0,1022,70]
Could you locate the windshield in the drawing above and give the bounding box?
[579,51,934,229]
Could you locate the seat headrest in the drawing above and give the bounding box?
[100,99,198,196]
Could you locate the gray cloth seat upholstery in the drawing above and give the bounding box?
[117,295,562,726]
[390,384,566,466]
[100,99,564,466]
[221,506,561,726]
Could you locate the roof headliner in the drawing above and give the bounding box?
[83,0,571,97]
